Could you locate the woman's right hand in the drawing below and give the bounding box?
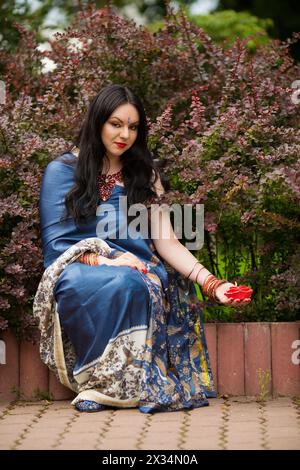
[109,252,148,273]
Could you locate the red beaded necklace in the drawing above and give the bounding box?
[97,169,123,201]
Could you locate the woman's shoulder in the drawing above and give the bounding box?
[44,149,78,173]
[42,150,78,188]
[53,147,78,166]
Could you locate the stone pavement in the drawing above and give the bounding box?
[0,397,299,450]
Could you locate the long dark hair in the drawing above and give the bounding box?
[62,84,160,226]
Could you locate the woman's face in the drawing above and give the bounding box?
[101,103,140,161]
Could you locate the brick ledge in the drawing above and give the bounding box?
[0,322,299,401]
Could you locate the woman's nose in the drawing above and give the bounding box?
[119,127,130,139]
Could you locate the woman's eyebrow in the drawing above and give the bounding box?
[110,117,140,124]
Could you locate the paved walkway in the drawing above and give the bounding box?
[0,397,299,450]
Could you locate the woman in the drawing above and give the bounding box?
[34,84,251,413]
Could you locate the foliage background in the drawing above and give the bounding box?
[0,3,299,341]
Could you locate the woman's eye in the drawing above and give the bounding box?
[111,123,138,130]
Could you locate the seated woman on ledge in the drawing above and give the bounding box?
[34,83,251,413]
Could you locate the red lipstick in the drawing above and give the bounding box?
[115,142,127,148]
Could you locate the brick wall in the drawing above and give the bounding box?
[0,322,299,401]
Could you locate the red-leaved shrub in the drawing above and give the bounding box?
[0,5,299,340]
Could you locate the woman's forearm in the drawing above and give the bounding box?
[155,240,212,286]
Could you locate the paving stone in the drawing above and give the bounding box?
[189,410,222,419]
[267,437,300,450]
[75,411,112,421]
[17,401,46,407]
[196,401,222,409]
[228,428,262,438]
[1,397,298,450]
[179,437,220,450]
[0,414,36,425]
[182,443,220,450]
[135,441,180,450]
[41,410,75,417]
[267,418,299,428]
[227,442,263,450]
[109,409,142,416]
[47,410,77,417]
[265,408,297,419]
[8,405,42,413]
[228,420,261,433]
[31,416,71,425]
[0,423,28,434]
[21,429,65,440]
[104,429,144,440]
[229,396,258,403]
[267,426,299,438]
[140,436,179,449]
[56,435,100,449]
[0,434,20,450]
[149,413,185,421]
[266,397,293,407]
[139,443,182,450]
[266,405,299,431]
[17,439,57,450]
[69,422,109,433]
[48,400,70,406]
[0,402,12,411]
[8,408,43,415]
[229,415,259,423]
[185,426,220,435]
[57,442,96,450]
[188,421,222,430]
[230,402,259,409]
[97,439,140,450]
[98,436,140,445]
[109,416,149,425]
[26,423,69,432]
[143,421,179,430]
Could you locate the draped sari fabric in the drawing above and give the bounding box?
[33,152,217,413]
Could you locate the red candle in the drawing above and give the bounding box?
[224,284,253,301]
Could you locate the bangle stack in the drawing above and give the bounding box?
[187,261,206,283]
[187,261,199,279]
[78,252,100,266]
[202,274,228,303]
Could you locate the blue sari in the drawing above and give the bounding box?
[35,152,217,413]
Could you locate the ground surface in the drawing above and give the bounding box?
[0,397,299,450]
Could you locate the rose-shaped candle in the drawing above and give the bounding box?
[224,282,253,301]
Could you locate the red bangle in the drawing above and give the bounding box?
[202,274,228,302]
[79,252,99,266]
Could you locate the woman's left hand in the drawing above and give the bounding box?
[215,282,252,307]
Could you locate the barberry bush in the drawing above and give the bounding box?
[0,5,299,340]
